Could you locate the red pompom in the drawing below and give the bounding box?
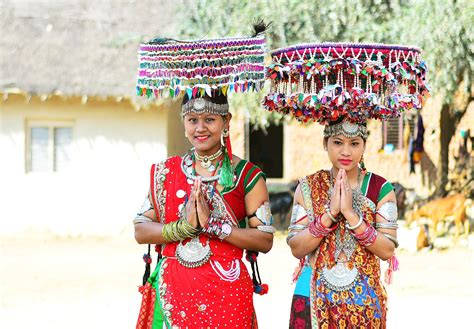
[257,284,269,295]
[143,254,152,264]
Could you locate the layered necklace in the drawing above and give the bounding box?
[194,148,222,172]
[320,168,366,292]
[181,149,222,183]
[329,168,364,260]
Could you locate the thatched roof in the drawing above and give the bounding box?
[0,0,180,97]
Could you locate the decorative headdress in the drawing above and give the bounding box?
[263,42,429,126]
[136,27,267,188]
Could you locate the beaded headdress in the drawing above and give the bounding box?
[136,34,266,100]
[263,42,429,125]
[136,25,267,189]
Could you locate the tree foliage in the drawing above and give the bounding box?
[178,0,473,193]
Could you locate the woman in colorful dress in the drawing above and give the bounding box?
[133,29,274,328]
[287,119,398,328]
[263,42,429,328]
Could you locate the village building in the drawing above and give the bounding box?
[1,1,472,236]
[0,1,189,235]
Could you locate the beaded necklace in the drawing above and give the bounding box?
[181,152,221,183]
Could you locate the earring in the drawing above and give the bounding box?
[221,128,229,146]
[359,154,367,175]
[185,132,188,138]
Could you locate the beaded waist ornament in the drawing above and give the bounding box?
[264,42,429,124]
[136,35,266,99]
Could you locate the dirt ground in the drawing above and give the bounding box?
[1,230,472,329]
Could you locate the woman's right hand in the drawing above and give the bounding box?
[328,169,342,217]
[186,183,199,229]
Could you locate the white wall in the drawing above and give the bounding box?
[0,95,169,236]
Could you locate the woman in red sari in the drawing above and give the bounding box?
[134,93,274,328]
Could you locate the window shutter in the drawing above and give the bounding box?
[385,116,403,149]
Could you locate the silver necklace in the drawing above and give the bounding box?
[321,169,364,292]
[328,168,364,261]
[194,148,222,171]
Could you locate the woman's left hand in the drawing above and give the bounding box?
[340,170,355,217]
[194,178,211,228]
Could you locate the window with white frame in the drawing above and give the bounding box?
[26,121,73,173]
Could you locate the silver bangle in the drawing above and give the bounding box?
[375,222,399,230]
[326,209,338,223]
[133,215,153,225]
[324,204,339,223]
[286,231,299,245]
[382,233,399,248]
[346,214,364,230]
[288,224,307,231]
[256,225,276,234]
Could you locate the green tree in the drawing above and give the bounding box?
[396,0,473,196]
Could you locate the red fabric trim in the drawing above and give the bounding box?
[366,173,388,205]
[149,163,159,221]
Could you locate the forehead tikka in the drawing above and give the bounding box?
[182,98,229,116]
[323,121,368,139]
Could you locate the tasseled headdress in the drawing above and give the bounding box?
[136,26,266,100]
[136,23,268,188]
[263,42,430,136]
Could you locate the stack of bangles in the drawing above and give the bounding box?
[308,214,337,238]
[349,216,378,247]
[162,219,200,242]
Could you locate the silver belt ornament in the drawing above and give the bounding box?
[176,237,212,268]
[321,262,359,292]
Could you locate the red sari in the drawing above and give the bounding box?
[149,156,263,328]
